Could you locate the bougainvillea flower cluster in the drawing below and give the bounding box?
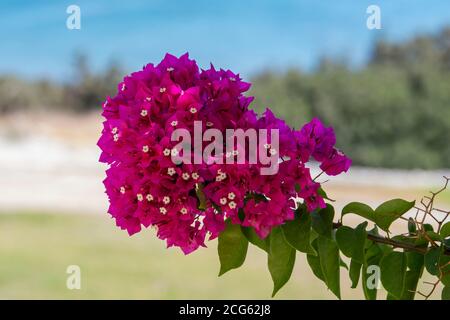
[98,53,351,254]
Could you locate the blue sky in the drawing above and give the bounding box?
[1,0,450,81]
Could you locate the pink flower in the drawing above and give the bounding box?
[98,53,351,254]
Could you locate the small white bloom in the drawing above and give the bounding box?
[120,186,126,194]
[159,207,167,214]
[140,109,148,117]
[111,127,118,134]
[228,201,237,209]
[113,134,119,142]
[146,194,154,202]
[137,194,144,202]
[228,192,236,200]
[219,197,227,205]
[191,172,199,180]
[180,207,188,214]
[189,107,197,114]
[142,145,149,153]
[167,167,176,176]
[160,87,166,93]
[182,172,190,180]
[163,148,171,156]
[163,196,170,204]
[170,120,178,126]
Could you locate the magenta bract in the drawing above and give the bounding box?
[98,53,351,254]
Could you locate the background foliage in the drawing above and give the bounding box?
[1,28,449,169]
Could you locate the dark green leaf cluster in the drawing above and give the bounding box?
[217,182,450,300]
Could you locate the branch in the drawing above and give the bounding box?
[332,222,450,256]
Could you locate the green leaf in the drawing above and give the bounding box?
[399,252,424,300]
[374,199,415,232]
[349,259,362,288]
[380,251,407,299]
[282,207,316,255]
[442,286,450,300]
[440,222,450,239]
[426,231,442,242]
[438,249,450,286]
[342,199,415,232]
[241,226,269,252]
[317,186,335,202]
[335,222,367,264]
[362,242,384,300]
[218,220,248,276]
[425,247,441,276]
[342,202,374,222]
[335,226,355,258]
[317,235,341,299]
[311,204,334,239]
[307,253,325,282]
[307,239,325,282]
[268,227,296,297]
[339,257,348,270]
[408,218,416,234]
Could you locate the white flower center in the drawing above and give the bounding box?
[182,172,190,180]
[146,194,154,202]
[137,194,143,201]
[140,109,148,117]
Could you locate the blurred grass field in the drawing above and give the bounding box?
[0,211,444,300]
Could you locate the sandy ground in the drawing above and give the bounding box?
[0,112,448,215]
